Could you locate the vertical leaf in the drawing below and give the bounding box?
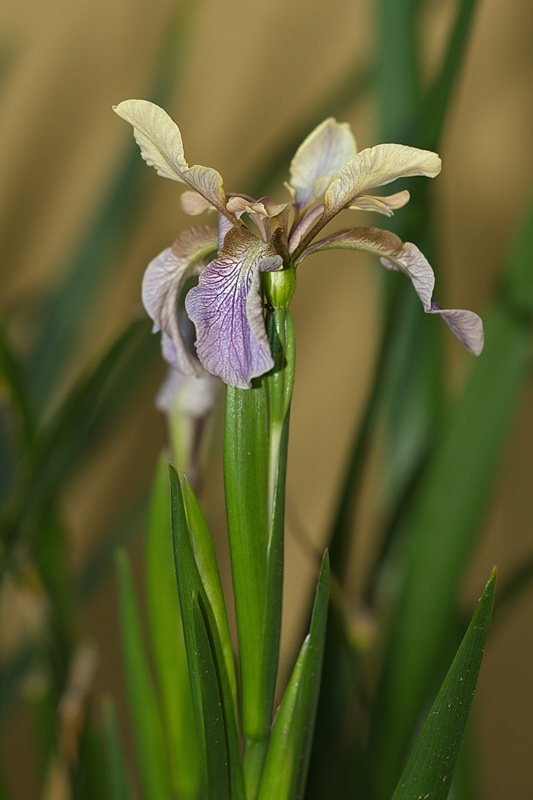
[103,697,134,800]
[392,569,496,800]
[192,595,231,800]
[169,467,245,800]
[116,550,172,800]
[146,457,201,800]
[258,553,330,800]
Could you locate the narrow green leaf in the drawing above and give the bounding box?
[420,0,481,150]
[28,1,198,406]
[368,196,533,798]
[392,569,496,800]
[103,696,134,800]
[258,553,330,800]
[169,467,244,800]
[192,594,231,800]
[146,457,202,800]
[182,476,237,709]
[2,319,156,552]
[0,320,37,448]
[115,549,172,800]
[376,0,420,141]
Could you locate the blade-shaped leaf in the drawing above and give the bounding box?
[192,594,231,800]
[115,550,172,800]
[181,476,238,709]
[258,552,330,800]
[392,569,496,800]
[368,193,533,799]
[146,457,202,800]
[169,466,245,800]
[102,696,134,800]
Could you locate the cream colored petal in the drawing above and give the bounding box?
[349,190,411,217]
[181,191,215,215]
[113,99,229,215]
[289,117,357,210]
[324,144,441,218]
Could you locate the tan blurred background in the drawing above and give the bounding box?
[1,0,533,797]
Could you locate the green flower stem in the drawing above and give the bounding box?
[224,289,295,798]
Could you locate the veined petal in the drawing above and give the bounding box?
[185,227,283,388]
[289,117,357,210]
[349,189,411,217]
[113,99,231,217]
[300,227,484,355]
[142,226,218,374]
[324,144,441,219]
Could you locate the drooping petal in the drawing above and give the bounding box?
[348,189,411,216]
[113,99,232,218]
[142,226,218,374]
[324,144,441,219]
[289,117,357,210]
[300,227,484,355]
[185,227,283,388]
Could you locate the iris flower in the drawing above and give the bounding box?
[114,100,483,389]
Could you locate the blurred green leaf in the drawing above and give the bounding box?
[28,2,198,406]
[146,458,202,800]
[392,569,496,800]
[419,0,481,150]
[103,697,134,800]
[116,549,172,800]
[258,552,330,800]
[1,318,156,554]
[368,193,533,798]
[0,321,37,449]
[169,467,244,800]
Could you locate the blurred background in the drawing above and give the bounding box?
[1,0,532,797]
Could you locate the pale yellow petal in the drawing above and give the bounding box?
[324,144,441,218]
[289,117,357,210]
[113,99,228,215]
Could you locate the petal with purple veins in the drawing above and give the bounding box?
[185,227,283,388]
[142,226,218,373]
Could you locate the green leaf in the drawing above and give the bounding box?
[0,320,37,449]
[420,0,481,150]
[28,1,198,406]
[258,553,330,800]
[169,467,244,800]
[1,319,156,553]
[103,696,134,800]
[115,549,172,800]
[192,594,231,800]
[392,569,496,800]
[181,477,237,709]
[146,457,202,800]
[368,195,533,798]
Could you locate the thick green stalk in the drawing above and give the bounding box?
[224,276,295,797]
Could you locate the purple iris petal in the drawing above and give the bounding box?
[142,226,218,373]
[185,227,283,388]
